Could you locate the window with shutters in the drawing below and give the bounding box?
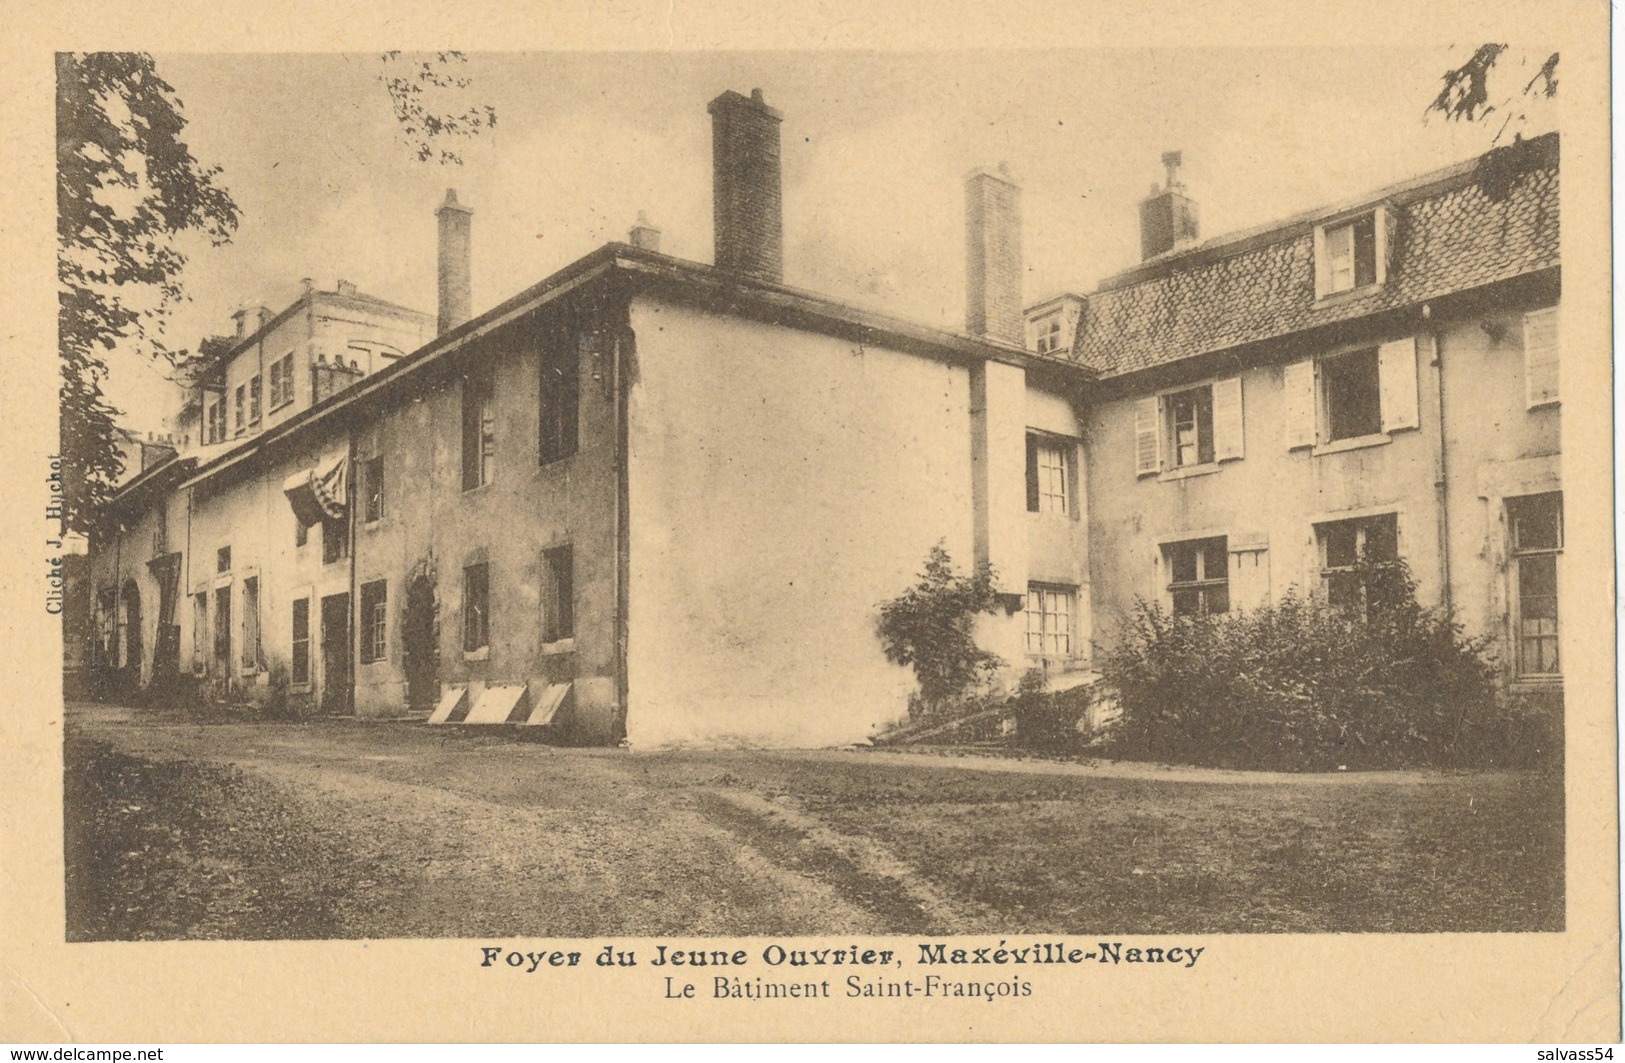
[362,455,384,524]
[234,384,246,434]
[1315,513,1399,616]
[249,373,262,424]
[1508,493,1561,678]
[463,562,490,653]
[269,353,296,411]
[1163,537,1229,616]
[1165,386,1214,468]
[543,546,574,644]
[291,597,311,685]
[1025,434,1072,515]
[1314,207,1391,300]
[1024,584,1075,660]
[463,372,495,490]
[1321,347,1382,441]
[1523,307,1559,409]
[360,580,388,664]
[539,343,579,466]
[1286,338,1418,452]
[1134,377,1243,477]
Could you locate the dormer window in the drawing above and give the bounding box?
[1033,312,1063,355]
[1314,206,1391,300]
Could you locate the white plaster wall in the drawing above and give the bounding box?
[625,297,976,748]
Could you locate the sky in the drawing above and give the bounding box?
[103,47,1559,431]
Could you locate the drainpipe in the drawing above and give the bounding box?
[1423,303,1453,612]
[347,432,359,715]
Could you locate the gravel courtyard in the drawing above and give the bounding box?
[63,703,1564,941]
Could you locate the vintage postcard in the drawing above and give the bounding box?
[0,0,1617,1045]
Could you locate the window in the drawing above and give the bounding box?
[249,374,262,423]
[539,346,579,465]
[213,585,232,664]
[1135,378,1244,476]
[322,514,348,565]
[1509,493,1561,677]
[1320,347,1382,441]
[1164,537,1229,616]
[1033,313,1063,355]
[1025,435,1072,515]
[362,456,384,523]
[241,576,260,671]
[192,592,208,673]
[267,353,297,410]
[234,384,247,434]
[1024,584,1075,659]
[543,546,574,643]
[295,518,308,548]
[205,398,225,444]
[1165,386,1214,468]
[360,580,388,664]
[217,545,231,573]
[1316,513,1399,615]
[1315,208,1389,299]
[291,598,311,685]
[463,373,495,489]
[1524,307,1559,409]
[463,563,490,652]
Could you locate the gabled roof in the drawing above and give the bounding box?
[1069,133,1560,378]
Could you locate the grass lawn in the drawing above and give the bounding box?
[65,706,1563,939]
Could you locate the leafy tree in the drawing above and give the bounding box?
[380,52,497,166]
[1427,44,1558,139]
[876,544,1005,714]
[57,52,238,538]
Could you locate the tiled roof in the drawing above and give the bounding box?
[1070,134,1560,378]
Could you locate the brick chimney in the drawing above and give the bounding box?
[437,188,473,335]
[964,164,1023,346]
[708,88,783,283]
[1139,150,1199,260]
[629,211,662,252]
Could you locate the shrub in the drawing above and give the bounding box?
[877,544,1005,716]
[1098,557,1503,771]
[1010,668,1091,751]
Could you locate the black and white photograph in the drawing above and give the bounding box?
[8,5,1618,1044]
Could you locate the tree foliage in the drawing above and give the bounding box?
[57,52,238,537]
[1427,44,1558,140]
[380,52,497,166]
[876,544,1005,713]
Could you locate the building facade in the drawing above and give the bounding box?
[81,92,1563,746]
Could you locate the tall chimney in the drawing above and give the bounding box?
[708,88,783,283]
[629,211,662,252]
[964,164,1023,347]
[1139,150,1199,260]
[437,188,473,335]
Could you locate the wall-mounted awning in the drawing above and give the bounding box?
[282,453,348,527]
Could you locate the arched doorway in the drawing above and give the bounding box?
[403,572,439,711]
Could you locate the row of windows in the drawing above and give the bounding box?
[1020,493,1562,680]
[1132,312,1558,479]
[1152,494,1562,678]
[202,353,301,446]
[460,548,574,653]
[460,343,580,491]
[188,548,577,684]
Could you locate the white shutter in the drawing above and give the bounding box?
[1378,337,1419,432]
[1212,376,1244,461]
[1133,397,1160,476]
[1282,360,1315,450]
[1228,545,1270,611]
[1524,307,1559,408]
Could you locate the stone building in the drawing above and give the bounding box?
[82,90,1562,745]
